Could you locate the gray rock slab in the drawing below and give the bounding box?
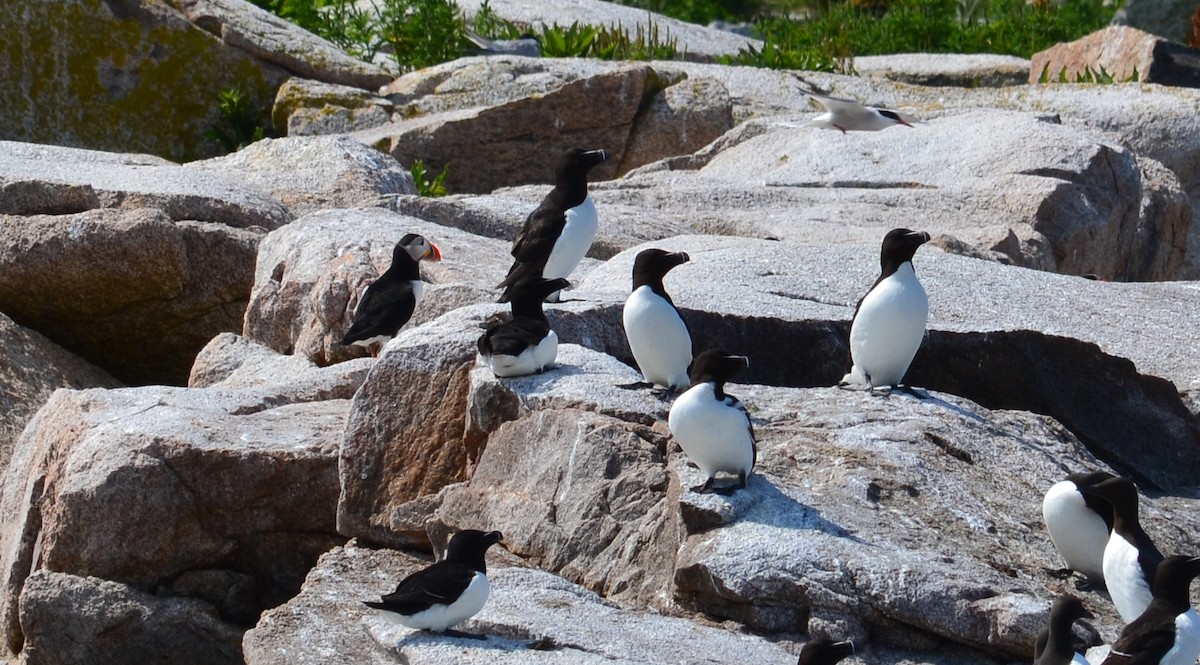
[243,208,510,365]
[1113,0,1200,45]
[244,544,796,665]
[0,312,119,474]
[169,0,393,90]
[272,77,394,137]
[188,332,372,403]
[185,135,415,216]
[452,0,761,60]
[1030,25,1200,88]
[853,53,1032,87]
[0,386,348,655]
[0,206,264,385]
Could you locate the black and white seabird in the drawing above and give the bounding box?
[1033,595,1094,665]
[668,349,756,495]
[478,276,570,377]
[497,147,609,303]
[786,84,916,133]
[342,233,442,357]
[797,637,856,665]
[622,248,693,394]
[1079,476,1165,624]
[364,529,503,637]
[464,27,541,57]
[1043,471,1117,588]
[839,228,931,392]
[1102,555,1200,665]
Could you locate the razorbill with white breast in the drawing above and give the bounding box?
[342,233,442,357]
[798,637,856,665]
[1033,595,1094,665]
[478,276,570,377]
[839,228,930,393]
[622,248,693,395]
[1102,555,1200,665]
[363,529,503,638]
[1043,470,1117,588]
[497,147,608,303]
[1079,476,1164,624]
[668,349,756,495]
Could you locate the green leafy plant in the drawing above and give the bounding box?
[1038,62,1139,84]
[205,87,266,153]
[592,21,679,60]
[375,0,470,72]
[538,22,601,57]
[411,159,450,197]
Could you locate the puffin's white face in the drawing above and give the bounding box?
[405,236,443,262]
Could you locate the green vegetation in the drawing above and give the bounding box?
[1037,62,1139,84]
[411,159,450,197]
[205,87,266,153]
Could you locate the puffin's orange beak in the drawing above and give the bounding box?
[426,242,442,262]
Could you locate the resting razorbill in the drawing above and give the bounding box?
[478,276,570,377]
[1043,470,1117,587]
[497,147,608,303]
[797,637,856,665]
[622,248,693,394]
[1079,476,1164,623]
[1102,555,1200,665]
[342,233,441,357]
[1033,594,1093,665]
[668,349,756,495]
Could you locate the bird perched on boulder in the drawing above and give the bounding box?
[464,27,541,57]
[1079,476,1164,624]
[840,228,930,393]
[363,529,503,638]
[797,637,856,665]
[621,248,693,395]
[668,349,756,495]
[497,147,608,303]
[1102,555,1200,665]
[478,276,570,377]
[342,233,441,357]
[1043,470,1117,589]
[1033,594,1094,665]
[782,79,917,133]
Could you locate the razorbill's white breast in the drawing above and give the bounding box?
[478,277,570,377]
[497,148,608,303]
[342,233,441,357]
[363,529,503,637]
[1079,476,1164,624]
[622,248,692,394]
[668,349,756,495]
[1102,555,1200,665]
[1033,594,1094,665]
[1043,470,1116,587]
[840,228,930,392]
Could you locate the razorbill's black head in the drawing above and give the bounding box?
[478,276,570,377]
[668,349,756,495]
[1104,555,1200,665]
[497,148,608,303]
[1078,476,1164,624]
[342,233,442,356]
[363,529,503,637]
[797,637,855,665]
[839,228,930,392]
[1043,470,1117,588]
[1033,594,1094,665]
[623,249,693,394]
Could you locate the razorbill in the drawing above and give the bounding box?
[1102,555,1200,665]
[797,637,856,665]
[839,228,931,392]
[464,27,541,57]
[342,233,442,357]
[497,147,608,303]
[363,529,503,637]
[668,349,756,495]
[1043,471,1117,588]
[1079,476,1164,624]
[1033,595,1094,665]
[478,276,570,377]
[622,248,693,394]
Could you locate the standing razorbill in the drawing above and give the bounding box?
[497,147,609,303]
[839,228,930,392]
[622,248,693,395]
[1102,555,1200,665]
[363,529,503,637]
[668,349,756,495]
[1079,476,1164,624]
[797,637,856,665]
[478,276,570,377]
[1033,595,1094,665]
[1043,470,1117,588]
[342,233,442,357]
